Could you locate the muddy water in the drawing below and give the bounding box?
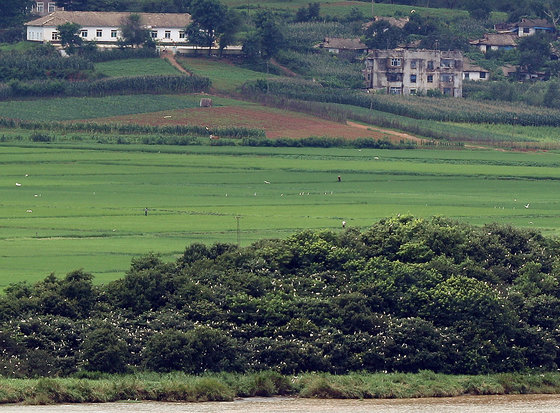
[3,395,560,413]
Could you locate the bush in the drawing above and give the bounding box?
[80,327,129,373]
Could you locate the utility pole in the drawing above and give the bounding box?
[235,216,241,247]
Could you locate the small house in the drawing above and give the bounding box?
[469,33,518,53]
[463,59,489,81]
[317,37,368,55]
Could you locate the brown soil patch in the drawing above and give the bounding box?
[91,106,415,141]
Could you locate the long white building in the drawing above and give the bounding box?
[25,11,192,46]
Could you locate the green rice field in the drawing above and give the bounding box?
[1,142,560,288]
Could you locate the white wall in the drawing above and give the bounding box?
[27,25,188,44]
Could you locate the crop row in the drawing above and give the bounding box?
[0,118,264,139]
[0,74,210,99]
[245,79,560,127]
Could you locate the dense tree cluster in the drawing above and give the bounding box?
[0,216,558,377]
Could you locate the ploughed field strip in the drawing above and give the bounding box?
[90,105,404,140]
[1,144,560,287]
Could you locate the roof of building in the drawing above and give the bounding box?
[470,33,518,47]
[501,64,518,76]
[518,18,554,28]
[363,16,410,31]
[25,11,191,28]
[463,58,489,73]
[318,37,367,50]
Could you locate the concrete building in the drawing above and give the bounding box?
[363,49,463,97]
[25,11,191,47]
[31,1,63,16]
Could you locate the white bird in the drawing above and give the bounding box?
[525,203,530,208]
[15,183,21,187]
[164,115,172,118]
[264,180,270,184]
[34,194,38,197]
[26,209,32,213]
[25,174,29,177]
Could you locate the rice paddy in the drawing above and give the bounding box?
[1,142,560,288]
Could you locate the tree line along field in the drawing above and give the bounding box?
[1,142,560,288]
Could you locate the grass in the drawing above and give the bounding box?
[0,41,38,52]
[1,371,558,404]
[176,56,279,92]
[94,58,180,77]
[1,142,560,287]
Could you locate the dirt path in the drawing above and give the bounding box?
[269,58,299,77]
[161,52,191,75]
[346,121,423,143]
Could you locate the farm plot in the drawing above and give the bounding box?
[92,104,403,140]
[0,94,205,121]
[1,143,560,288]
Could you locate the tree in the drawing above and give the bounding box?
[247,10,285,60]
[57,23,83,54]
[465,0,492,20]
[0,0,32,28]
[364,20,403,49]
[119,13,151,48]
[539,0,560,28]
[518,33,552,72]
[187,0,228,54]
[295,2,321,23]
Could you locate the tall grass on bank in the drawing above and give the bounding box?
[1,371,559,405]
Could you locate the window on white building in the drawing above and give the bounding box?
[464,72,470,79]
[390,58,401,67]
[111,30,118,38]
[427,60,434,70]
[48,2,56,12]
[443,87,452,95]
[96,29,102,37]
[480,72,487,79]
[37,2,44,13]
[410,74,417,83]
[427,75,433,83]
[164,30,171,39]
[390,87,401,95]
[51,31,59,40]
[179,31,186,39]
[151,31,158,38]
[410,89,417,95]
[410,60,417,69]
[80,30,88,38]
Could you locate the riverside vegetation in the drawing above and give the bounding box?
[1,216,559,403]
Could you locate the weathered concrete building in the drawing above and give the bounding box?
[363,49,463,97]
